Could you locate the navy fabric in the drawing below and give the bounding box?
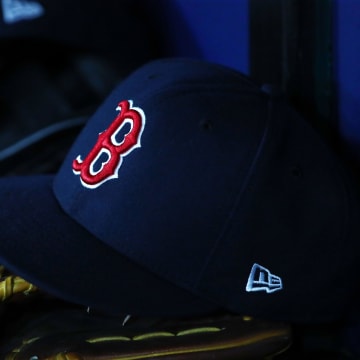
[0,175,220,316]
[0,58,359,323]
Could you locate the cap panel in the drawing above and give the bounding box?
[54,83,269,289]
[197,99,359,322]
[0,175,221,316]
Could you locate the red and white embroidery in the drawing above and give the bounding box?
[72,99,145,189]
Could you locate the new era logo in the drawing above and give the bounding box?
[2,0,44,24]
[246,263,283,293]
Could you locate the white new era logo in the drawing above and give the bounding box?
[2,0,44,24]
[246,263,283,293]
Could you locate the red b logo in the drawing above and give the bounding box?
[72,100,146,188]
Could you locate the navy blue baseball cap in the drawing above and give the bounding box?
[0,58,359,323]
[0,0,152,63]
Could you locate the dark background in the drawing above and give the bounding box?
[0,0,359,358]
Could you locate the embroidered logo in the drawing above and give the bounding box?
[1,0,44,24]
[73,100,145,189]
[246,263,283,293]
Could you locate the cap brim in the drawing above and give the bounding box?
[0,175,220,316]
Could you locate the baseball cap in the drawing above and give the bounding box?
[0,57,359,323]
[0,0,153,64]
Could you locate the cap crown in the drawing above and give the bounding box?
[54,58,360,322]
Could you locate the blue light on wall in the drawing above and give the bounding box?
[334,0,360,159]
[146,0,249,73]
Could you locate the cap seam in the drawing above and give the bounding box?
[192,98,273,290]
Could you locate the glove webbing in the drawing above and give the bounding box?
[0,266,38,301]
